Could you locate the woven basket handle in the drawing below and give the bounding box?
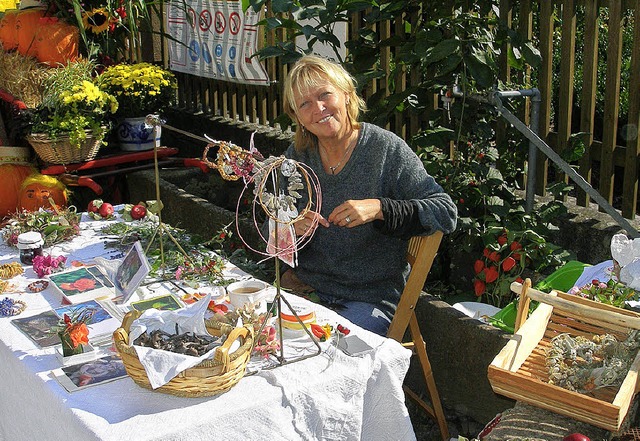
[214,326,250,373]
[113,310,143,346]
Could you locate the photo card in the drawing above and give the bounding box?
[12,310,61,347]
[48,266,115,304]
[131,294,183,312]
[54,299,121,343]
[52,355,128,392]
[114,241,151,304]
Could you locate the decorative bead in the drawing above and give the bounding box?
[0,297,27,317]
[27,280,49,293]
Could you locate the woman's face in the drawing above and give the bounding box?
[293,81,350,143]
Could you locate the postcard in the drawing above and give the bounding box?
[131,294,183,312]
[114,241,151,304]
[54,300,121,343]
[48,266,115,304]
[52,355,128,392]
[12,311,61,348]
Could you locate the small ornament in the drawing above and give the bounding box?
[0,297,27,317]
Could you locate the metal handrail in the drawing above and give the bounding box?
[450,86,639,239]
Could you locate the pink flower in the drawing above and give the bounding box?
[33,254,67,278]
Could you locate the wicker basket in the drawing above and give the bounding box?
[26,129,104,164]
[113,310,254,397]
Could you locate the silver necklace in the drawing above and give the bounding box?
[321,135,356,175]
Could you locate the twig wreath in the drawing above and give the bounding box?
[202,135,322,266]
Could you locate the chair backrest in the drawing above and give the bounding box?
[387,231,444,341]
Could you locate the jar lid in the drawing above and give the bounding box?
[17,232,44,249]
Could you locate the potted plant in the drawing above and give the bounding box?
[25,60,118,164]
[52,306,95,357]
[97,62,177,151]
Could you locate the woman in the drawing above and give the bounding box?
[280,55,457,335]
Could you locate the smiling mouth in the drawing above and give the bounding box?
[318,115,333,123]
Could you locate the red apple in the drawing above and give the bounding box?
[130,204,147,220]
[99,202,114,218]
[563,434,590,441]
[87,199,102,213]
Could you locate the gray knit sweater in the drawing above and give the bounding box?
[285,122,457,306]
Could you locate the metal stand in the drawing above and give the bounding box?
[252,171,321,369]
[143,115,193,269]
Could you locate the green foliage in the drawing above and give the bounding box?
[568,279,639,309]
[29,60,118,147]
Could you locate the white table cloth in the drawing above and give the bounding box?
[0,217,416,441]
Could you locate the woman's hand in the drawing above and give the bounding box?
[294,211,330,236]
[328,199,383,227]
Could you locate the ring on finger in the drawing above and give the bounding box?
[345,215,351,224]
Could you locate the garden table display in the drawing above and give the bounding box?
[0,210,416,441]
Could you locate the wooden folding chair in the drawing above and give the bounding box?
[386,231,449,440]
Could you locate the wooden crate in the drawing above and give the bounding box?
[488,285,640,432]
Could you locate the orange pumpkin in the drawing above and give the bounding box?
[19,174,68,212]
[0,10,18,51]
[35,19,79,66]
[16,8,46,58]
[0,164,34,218]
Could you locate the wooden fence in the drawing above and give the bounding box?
[162,0,640,219]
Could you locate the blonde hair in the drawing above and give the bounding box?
[282,55,366,152]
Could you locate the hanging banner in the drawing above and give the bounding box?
[166,0,270,85]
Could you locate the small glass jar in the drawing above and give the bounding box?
[17,232,44,265]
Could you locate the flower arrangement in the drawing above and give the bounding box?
[52,306,95,356]
[97,63,177,117]
[26,60,118,150]
[2,207,81,247]
[41,0,153,62]
[33,254,67,278]
[173,252,227,288]
[31,79,118,148]
[567,279,638,308]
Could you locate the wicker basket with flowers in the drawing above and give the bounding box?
[25,60,118,164]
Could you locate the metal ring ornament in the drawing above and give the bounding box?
[345,216,351,224]
[255,157,313,225]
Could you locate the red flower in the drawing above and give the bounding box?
[512,252,521,261]
[510,241,522,251]
[488,251,501,262]
[474,259,485,274]
[459,198,464,204]
[484,266,499,283]
[502,257,516,272]
[72,278,96,292]
[483,248,490,258]
[498,235,507,246]
[516,277,524,283]
[474,279,486,296]
[68,323,89,348]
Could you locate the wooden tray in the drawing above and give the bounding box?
[488,282,640,432]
